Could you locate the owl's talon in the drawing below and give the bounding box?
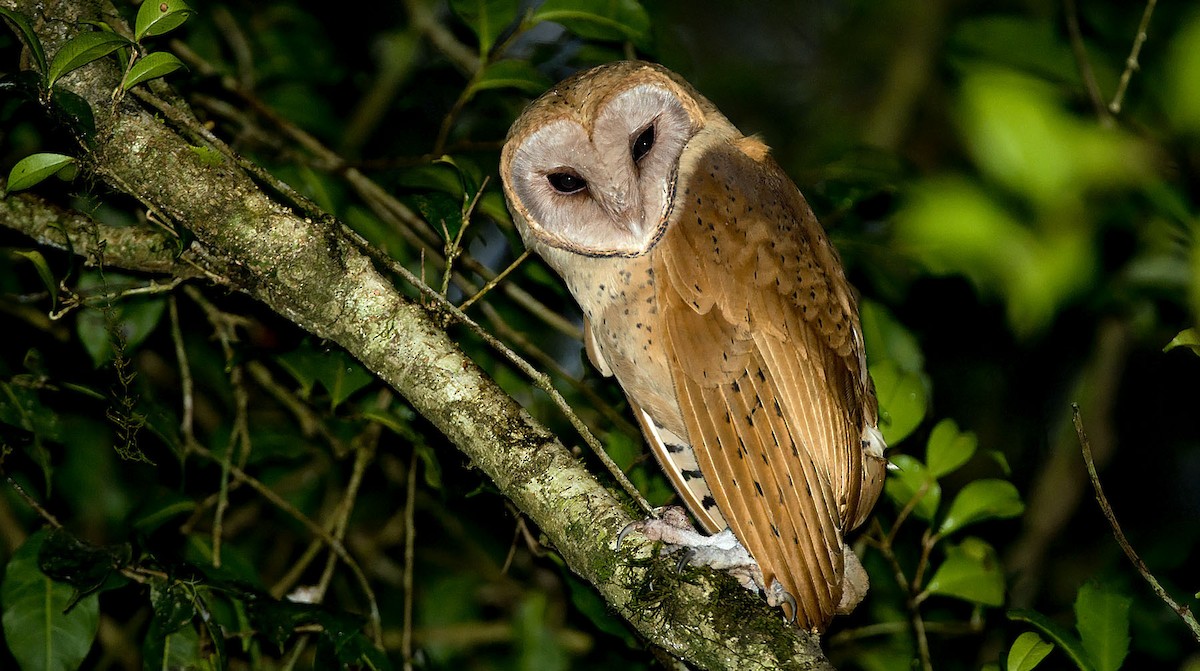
[674,547,696,574]
[615,520,643,551]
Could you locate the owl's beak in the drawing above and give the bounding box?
[598,181,642,234]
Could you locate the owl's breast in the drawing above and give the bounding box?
[556,252,684,435]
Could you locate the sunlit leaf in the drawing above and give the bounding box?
[6,153,76,192]
[1164,328,1200,356]
[860,299,924,375]
[135,0,194,41]
[532,0,651,48]
[870,359,927,445]
[47,31,130,88]
[1,531,100,671]
[12,250,58,305]
[450,0,520,57]
[121,51,185,90]
[1166,12,1200,134]
[925,418,977,479]
[1008,609,1094,671]
[1007,631,1054,671]
[468,59,553,97]
[0,7,48,77]
[959,67,1149,206]
[1075,581,1131,671]
[893,177,1093,336]
[883,454,940,522]
[925,537,1004,606]
[939,479,1024,536]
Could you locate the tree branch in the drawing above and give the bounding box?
[0,0,833,668]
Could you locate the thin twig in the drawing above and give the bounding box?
[402,449,419,671]
[1071,403,1200,642]
[372,248,653,515]
[5,477,63,529]
[459,249,529,313]
[186,441,383,642]
[868,519,933,671]
[1109,0,1156,115]
[168,296,196,445]
[1063,0,1114,127]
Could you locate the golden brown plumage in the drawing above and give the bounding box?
[500,61,885,631]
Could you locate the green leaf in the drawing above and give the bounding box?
[870,359,927,444]
[1166,12,1200,134]
[532,0,651,48]
[450,0,520,57]
[47,30,131,88]
[1007,631,1054,671]
[6,153,77,192]
[0,7,48,77]
[1075,581,1131,671]
[135,0,194,41]
[1008,609,1094,671]
[924,537,1004,606]
[12,250,59,305]
[1,530,100,671]
[925,418,977,479]
[939,479,1024,535]
[121,51,185,90]
[468,59,553,97]
[883,454,940,522]
[1164,328,1200,356]
[76,292,167,367]
[860,299,924,374]
[276,340,375,409]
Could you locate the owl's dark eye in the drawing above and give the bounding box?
[547,171,587,194]
[631,124,655,163]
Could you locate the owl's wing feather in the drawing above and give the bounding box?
[653,139,873,629]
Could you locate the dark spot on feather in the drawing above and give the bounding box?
[793,534,800,545]
[681,468,703,481]
[757,370,766,382]
[787,474,794,486]
[665,442,685,453]
[777,486,785,504]
[724,411,731,424]
[636,323,642,329]
[745,414,754,427]
[731,380,740,393]
[761,452,770,465]
[702,495,717,508]
[754,481,763,496]
[774,399,783,417]
[771,524,780,537]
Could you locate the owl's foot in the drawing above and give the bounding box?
[617,506,797,621]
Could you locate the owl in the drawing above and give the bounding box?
[499,60,887,631]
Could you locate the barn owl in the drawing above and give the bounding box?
[499,60,886,631]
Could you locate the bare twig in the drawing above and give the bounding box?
[5,476,63,529]
[373,250,654,515]
[1109,0,1157,115]
[1063,0,1114,127]
[867,519,933,671]
[458,249,529,313]
[1071,404,1200,642]
[402,449,419,671]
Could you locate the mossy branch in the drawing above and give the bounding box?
[0,0,834,668]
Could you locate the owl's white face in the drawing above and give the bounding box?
[504,84,699,256]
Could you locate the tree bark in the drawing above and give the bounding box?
[0,1,833,668]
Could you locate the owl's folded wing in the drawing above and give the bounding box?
[652,139,879,629]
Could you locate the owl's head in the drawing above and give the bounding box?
[501,61,725,258]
